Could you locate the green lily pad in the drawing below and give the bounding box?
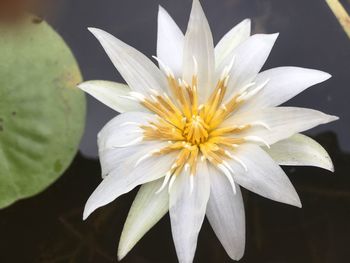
[0,15,86,208]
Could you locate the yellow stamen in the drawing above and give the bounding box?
[139,71,266,183]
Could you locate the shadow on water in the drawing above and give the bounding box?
[0,132,349,263]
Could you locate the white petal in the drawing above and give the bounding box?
[218,33,278,99]
[118,178,169,260]
[84,145,177,220]
[88,28,167,95]
[266,133,334,172]
[183,0,215,103]
[239,67,331,112]
[78,80,144,113]
[99,142,164,178]
[215,19,251,68]
[206,164,245,260]
[169,159,210,263]
[157,6,184,76]
[97,111,155,150]
[227,144,301,207]
[223,107,338,145]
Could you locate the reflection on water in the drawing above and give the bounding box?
[0,132,349,262]
[0,0,349,262]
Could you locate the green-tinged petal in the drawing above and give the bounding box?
[215,19,251,68]
[266,134,334,172]
[227,144,302,207]
[169,159,210,263]
[118,179,169,260]
[206,165,245,260]
[78,80,144,113]
[83,142,177,220]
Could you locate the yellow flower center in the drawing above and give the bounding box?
[183,115,209,145]
[135,69,269,191]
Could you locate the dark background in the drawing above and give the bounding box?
[0,0,350,262]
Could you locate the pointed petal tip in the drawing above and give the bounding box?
[229,252,245,261]
[192,0,203,11]
[323,153,335,173]
[83,203,94,221]
[77,82,88,92]
[117,235,134,261]
[322,71,332,80]
[87,27,108,40]
[87,27,104,39]
[158,5,165,12]
[158,5,168,19]
[82,209,90,221]
[117,235,138,261]
[272,32,280,39]
[328,115,339,122]
[291,196,302,208]
[76,82,84,90]
[82,213,88,221]
[281,193,302,208]
[278,187,302,208]
[328,163,335,173]
[87,27,99,33]
[117,245,127,261]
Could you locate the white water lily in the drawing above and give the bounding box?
[79,0,338,262]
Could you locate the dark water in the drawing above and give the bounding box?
[1,0,350,262]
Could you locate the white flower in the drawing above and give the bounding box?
[79,0,338,262]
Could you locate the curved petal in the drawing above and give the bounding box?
[78,80,144,113]
[157,6,184,76]
[206,164,245,260]
[223,107,338,145]
[97,111,155,150]
[215,19,251,68]
[183,0,215,103]
[118,178,169,260]
[218,33,278,100]
[169,159,210,263]
[88,28,167,95]
[266,133,334,172]
[239,67,331,112]
[228,144,301,207]
[83,144,177,220]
